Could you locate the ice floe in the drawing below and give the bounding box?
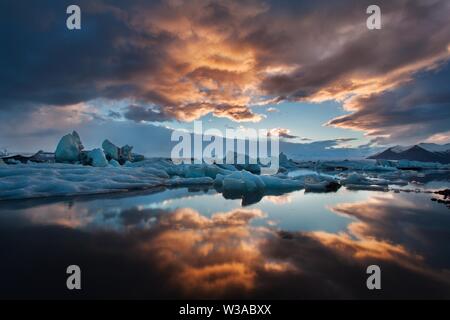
[0,163,166,200]
[2,143,450,201]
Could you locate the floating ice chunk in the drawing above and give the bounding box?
[102,139,120,161]
[396,160,447,170]
[182,165,206,178]
[340,173,389,186]
[121,145,133,163]
[102,139,141,164]
[224,152,261,174]
[299,173,341,192]
[220,171,266,193]
[0,163,169,200]
[55,131,84,163]
[259,175,303,190]
[204,165,234,179]
[216,163,238,172]
[318,160,397,172]
[109,159,121,167]
[169,176,214,186]
[215,169,304,193]
[214,173,226,186]
[389,179,409,186]
[140,167,170,179]
[278,152,299,171]
[7,159,21,165]
[0,159,5,166]
[345,184,388,191]
[131,153,145,162]
[222,177,247,193]
[236,163,261,174]
[376,159,397,167]
[172,164,233,179]
[85,148,108,167]
[305,180,341,192]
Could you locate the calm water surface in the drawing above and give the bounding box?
[1,180,450,299]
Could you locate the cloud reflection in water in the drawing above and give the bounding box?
[1,189,450,299]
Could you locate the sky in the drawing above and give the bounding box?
[1,0,450,156]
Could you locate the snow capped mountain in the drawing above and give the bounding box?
[418,143,450,153]
[390,145,414,153]
[368,143,450,164]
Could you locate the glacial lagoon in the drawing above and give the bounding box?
[1,175,450,299]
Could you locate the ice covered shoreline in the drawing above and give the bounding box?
[1,156,450,201]
[3,130,450,201]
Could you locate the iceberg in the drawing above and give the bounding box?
[221,171,266,193]
[305,180,340,192]
[0,150,55,164]
[396,160,448,170]
[84,148,108,167]
[169,176,214,186]
[317,160,397,172]
[340,173,390,186]
[223,152,261,174]
[102,139,142,164]
[55,131,84,163]
[214,170,303,193]
[109,159,121,167]
[259,175,303,190]
[102,139,120,161]
[345,184,388,191]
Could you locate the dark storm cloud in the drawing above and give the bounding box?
[260,0,450,98]
[1,0,450,143]
[327,63,450,144]
[123,105,172,122]
[0,0,172,109]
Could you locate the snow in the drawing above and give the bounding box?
[418,143,450,153]
[391,145,413,153]
[55,131,84,163]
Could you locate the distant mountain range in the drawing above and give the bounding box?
[368,143,450,163]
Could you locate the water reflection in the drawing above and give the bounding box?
[1,187,450,299]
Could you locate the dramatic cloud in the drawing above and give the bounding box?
[327,63,450,144]
[1,0,450,144]
[123,105,172,123]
